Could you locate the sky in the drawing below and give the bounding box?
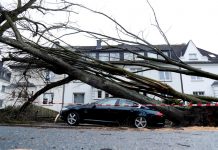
[73,0,218,54]
[1,0,218,54]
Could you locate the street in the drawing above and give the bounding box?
[1,125,218,150]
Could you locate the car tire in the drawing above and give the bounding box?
[134,116,147,128]
[66,111,80,126]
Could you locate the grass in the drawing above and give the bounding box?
[0,104,59,124]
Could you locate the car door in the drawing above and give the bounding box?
[95,98,118,121]
[115,99,139,121]
[83,99,118,122]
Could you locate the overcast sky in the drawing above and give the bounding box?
[1,0,218,54]
[73,0,218,54]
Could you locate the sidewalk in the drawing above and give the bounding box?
[0,122,115,130]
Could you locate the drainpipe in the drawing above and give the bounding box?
[179,68,184,93]
[61,74,66,108]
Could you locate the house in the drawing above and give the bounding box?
[177,41,218,97]
[62,40,218,108]
[0,61,11,109]
[6,66,65,111]
[6,40,218,111]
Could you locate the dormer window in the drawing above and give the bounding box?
[189,53,198,60]
[88,53,96,59]
[99,53,109,61]
[209,54,216,58]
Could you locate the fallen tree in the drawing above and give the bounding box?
[1,0,218,124]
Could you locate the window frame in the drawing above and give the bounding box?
[99,53,109,61]
[193,91,205,96]
[134,52,144,61]
[147,52,157,59]
[43,93,54,104]
[88,52,97,59]
[189,53,198,60]
[109,52,120,61]
[191,76,203,81]
[159,71,172,82]
[1,85,6,92]
[97,90,102,98]
[124,52,134,61]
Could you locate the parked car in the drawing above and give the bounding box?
[60,98,165,128]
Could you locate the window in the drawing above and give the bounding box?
[189,53,198,60]
[130,68,143,76]
[1,85,5,92]
[88,53,96,59]
[73,93,85,104]
[147,52,157,59]
[99,53,109,61]
[158,52,169,60]
[43,93,54,104]
[97,90,102,98]
[159,71,172,81]
[0,99,3,107]
[191,68,202,81]
[110,53,120,61]
[105,92,109,98]
[134,52,144,61]
[193,91,204,96]
[124,53,134,61]
[73,80,82,83]
[191,76,202,81]
[209,54,216,58]
[45,71,50,82]
[45,71,54,82]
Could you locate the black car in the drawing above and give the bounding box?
[60,98,165,128]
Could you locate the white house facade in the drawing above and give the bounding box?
[61,40,218,110]
[5,40,218,112]
[0,62,11,109]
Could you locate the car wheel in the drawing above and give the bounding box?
[67,112,79,126]
[134,116,147,128]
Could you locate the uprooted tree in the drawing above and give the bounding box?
[1,0,218,124]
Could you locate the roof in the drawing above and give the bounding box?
[75,44,186,53]
[212,81,218,86]
[73,42,218,63]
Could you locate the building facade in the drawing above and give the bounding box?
[5,40,218,111]
[0,61,11,109]
[61,40,218,109]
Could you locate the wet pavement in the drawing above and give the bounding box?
[1,124,218,150]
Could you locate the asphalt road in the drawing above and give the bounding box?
[1,125,218,150]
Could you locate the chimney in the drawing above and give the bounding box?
[96,40,102,49]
